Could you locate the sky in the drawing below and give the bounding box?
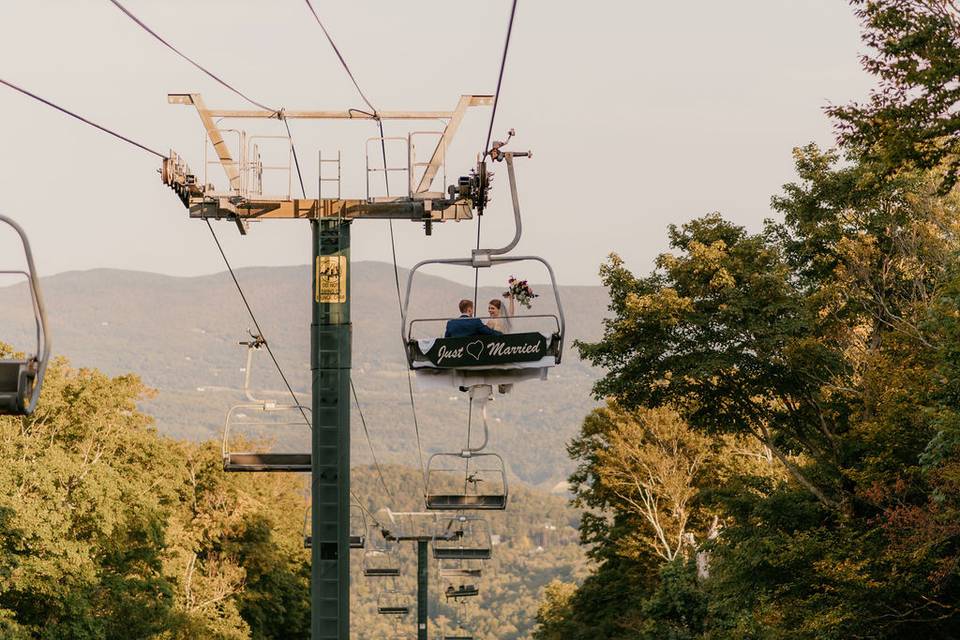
[0,0,875,287]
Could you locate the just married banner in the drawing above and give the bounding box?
[416,332,549,368]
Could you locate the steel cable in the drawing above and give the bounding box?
[107,0,277,113]
[205,220,311,428]
[350,379,394,501]
[0,78,165,158]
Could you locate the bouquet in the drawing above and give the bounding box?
[505,275,538,309]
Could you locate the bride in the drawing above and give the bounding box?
[486,292,515,334]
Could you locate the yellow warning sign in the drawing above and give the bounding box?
[316,255,346,303]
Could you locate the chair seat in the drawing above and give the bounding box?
[425,494,507,510]
[378,607,409,615]
[364,567,400,577]
[223,453,311,472]
[433,548,491,560]
[0,360,29,392]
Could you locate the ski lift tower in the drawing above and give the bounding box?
[161,93,493,640]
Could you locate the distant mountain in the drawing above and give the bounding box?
[0,262,608,489]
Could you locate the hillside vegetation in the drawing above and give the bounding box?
[0,350,587,639]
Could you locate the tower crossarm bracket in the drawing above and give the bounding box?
[169,94,242,192]
[186,195,473,224]
[413,95,492,195]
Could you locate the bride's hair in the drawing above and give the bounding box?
[488,299,503,313]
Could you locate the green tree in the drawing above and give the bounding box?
[827,1,960,191]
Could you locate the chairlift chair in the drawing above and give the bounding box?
[221,337,312,472]
[0,215,50,416]
[401,150,565,379]
[302,502,363,549]
[221,403,312,471]
[433,515,492,560]
[377,589,412,616]
[350,501,367,549]
[425,451,507,510]
[426,387,508,510]
[402,256,564,373]
[363,527,402,577]
[444,583,480,600]
[443,612,473,640]
[437,557,483,580]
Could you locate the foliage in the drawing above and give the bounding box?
[541,138,960,636]
[827,1,960,191]
[0,347,587,638]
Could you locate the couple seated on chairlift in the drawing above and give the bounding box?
[444,293,515,338]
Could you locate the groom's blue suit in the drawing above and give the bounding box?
[444,314,503,338]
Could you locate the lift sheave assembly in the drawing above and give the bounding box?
[0,215,50,417]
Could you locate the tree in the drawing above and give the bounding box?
[570,404,712,563]
[827,1,960,191]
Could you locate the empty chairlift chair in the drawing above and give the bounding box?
[364,527,402,577]
[433,516,492,561]
[443,607,474,640]
[221,402,312,471]
[350,501,367,549]
[221,336,312,472]
[0,215,50,416]
[425,386,508,510]
[425,451,507,510]
[377,589,412,616]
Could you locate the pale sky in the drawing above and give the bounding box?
[0,0,873,286]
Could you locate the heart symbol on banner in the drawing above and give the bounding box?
[466,340,484,361]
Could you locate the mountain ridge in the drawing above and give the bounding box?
[0,261,607,490]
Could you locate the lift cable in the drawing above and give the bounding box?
[0,78,164,159]
[350,491,384,529]
[107,0,275,113]
[205,220,311,427]
[350,378,395,501]
[303,1,429,494]
[474,0,519,309]
[303,0,378,116]
[107,0,309,198]
[482,0,519,159]
[283,118,308,198]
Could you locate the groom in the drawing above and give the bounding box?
[444,299,502,338]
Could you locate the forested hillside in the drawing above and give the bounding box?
[0,262,605,490]
[0,349,587,638]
